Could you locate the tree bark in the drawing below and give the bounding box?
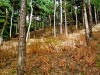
[75,7,78,31]
[10,7,14,39]
[17,0,26,75]
[94,6,97,25]
[60,0,63,34]
[49,14,51,27]
[34,15,36,38]
[0,8,8,37]
[82,8,85,27]
[0,8,8,45]
[97,9,99,23]
[17,14,20,34]
[26,0,33,42]
[64,0,68,37]
[88,0,93,38]
[82,0,90,45]
[54,0,56,37]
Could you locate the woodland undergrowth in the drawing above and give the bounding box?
[0,31,100,75]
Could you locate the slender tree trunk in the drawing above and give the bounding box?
[17,15,20,34]
[88,0,93,38]
[75,7,78,31]
[17,0,26,75]
[60,0,63,34]
[26,0,33,42]
[82,8,85,27]
[97,9,99,23]
[34,15,36,38]
[49,14,52,35]
[1,8,8,37]
[10,7,14,39]
[64,0,68,37]
[16,24,18,34]
[0,36,3,45]
[49,14,51,27]
[0,8,8,45]
[94,6,97,25]
[54,0,56,37]
[82,0,90,45]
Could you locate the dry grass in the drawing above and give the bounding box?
[0,30,100,75]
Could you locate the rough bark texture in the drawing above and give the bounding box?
[88,0,93,38]
[17,0,26,75]
[82,0,90,45]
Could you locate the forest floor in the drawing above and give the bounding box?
[0,24,100,75]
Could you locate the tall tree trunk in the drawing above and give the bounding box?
[49,14,51,27]
[16,24,18,34]
[0,8,8,45]
[1,8,8,37]
[54,0,56,37]
[82,0,90,45]
[10,7,14,39]
[49,14,52,35]
[60,0,63,34]
[26,0,33,42]
[74,0,78,30]
[17,14,20,34]
[17,0,26,75]
[88,0,93,38]
[34,15,36,38]
[75,6,78,31]
[64,0,68,37]
[94,6,97,25]
[97,9,99,23]
[82,8,85,27]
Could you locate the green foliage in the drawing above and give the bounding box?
[91,0,100,11]
[33,0,54,16]
[0,0,11,11]
[10,0,20,11]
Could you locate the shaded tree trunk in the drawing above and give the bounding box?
[0,8,8,45]
[49,14,51,27]
[97,9,99,23]
[82,0,90,45]
[64,0,68,37]
[17,0,26,75]
[82,8,85,27]
[34,15,36,38]
[60,0,63,34]
[49,14,52,35]
[54,0,56,37]
[16,24,18,34]
[17,14,20,34]
[0,8,8,37]
[88,0,93,38]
